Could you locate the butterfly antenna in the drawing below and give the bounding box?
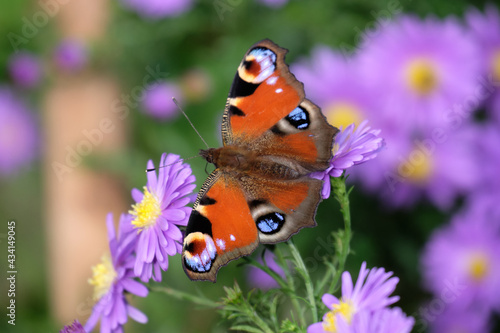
[173,97,209,149]
[146,155,200,173]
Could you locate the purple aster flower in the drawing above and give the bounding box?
[141,81,182,121]
[54,40,88,71]
[292,47,384,130]
[129,153,196,282]
[358,15,481,132]
[0,87,38,176]
[8,52,42,88]
[426,304,491,333]
[355,123,479,210]
[85,213,148,333]
[466,5,500,123]
[120,0,192,19]
[60,319,87,333]
[421,207,500,313]
[308,262,403,333]
[336,307,414,333]
[257,0,289,8]
[246,250,286,290]
[312,121,384,199]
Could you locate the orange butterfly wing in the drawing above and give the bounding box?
[182,171,259,282]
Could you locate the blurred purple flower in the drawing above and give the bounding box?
[358,15,481,132]
[421,208,500,313]
[54,40,87,71]
[355,124,479,210]
[0,88,38,176]
[292,47,383,130]
[246,250,285,290]
[466,5,500,122]
[427,305,491,333]
[130,153,196,282]
[312,121,384,199]
[336,307,414,333]
[60,319,87,333]
[308,262,406,333]
[257,0,289,8]
[141,81,182,121]
[120,0,192,19]
[85,213,148,333]
[8,52,42,88]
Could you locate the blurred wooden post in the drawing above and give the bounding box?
[43,0,128,325]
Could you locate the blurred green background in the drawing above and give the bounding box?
[0,0,497,332]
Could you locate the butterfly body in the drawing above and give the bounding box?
[182,39,338,282]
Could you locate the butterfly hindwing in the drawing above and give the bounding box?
[182,170,259,282]
[240,175,323,244]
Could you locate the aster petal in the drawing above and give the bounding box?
[307,322,326,333]
[121,278,148,297]
[145,228,157,263]
[153,261,163,282]
[322,293,339,309]
[146,160,158,190]
[127,305,148,324]
[131,188,143,203]
[162,208,186,221]
[84,307,100,332]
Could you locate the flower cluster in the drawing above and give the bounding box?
[292,8,498,211]
[79,153,195,332]
[308,262,414,333]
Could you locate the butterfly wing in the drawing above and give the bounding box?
[182,170,259,282]
[240,174,323,244]
[222,39,337,172]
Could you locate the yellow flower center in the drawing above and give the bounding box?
[88,255,116,301]
[324,102,363,130]
[130,187,161,230]
[322,301,355,332]
[398,148,434,183]
[468,252,489,282]
[492,50,500,82]
[405,58,439,95]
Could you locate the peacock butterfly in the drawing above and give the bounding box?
[182,39,338,282]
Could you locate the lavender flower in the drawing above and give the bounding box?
[421,208,500,313]
[141,81,182,121]
[337,307,414,333]
[312,121,384,199]
[85,213,148,333]
[0,88,38,176]
[466,5,500,123]
[129,153,196,282]
[257,0,289,8]
[292,47,382,130]
[120,0,192,19]
[308,262,409,333]
[60,319,87,333]
[358,15,481,132]
[54,40,87,71]
[246,250,286,290]
[427,305,491,333]
[8,52,42,88]
[352,119,480,210]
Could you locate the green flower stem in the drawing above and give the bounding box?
[288,240,319,324]
[152,286,220,308]
[274,245,306,328]
[328,176,352,293]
